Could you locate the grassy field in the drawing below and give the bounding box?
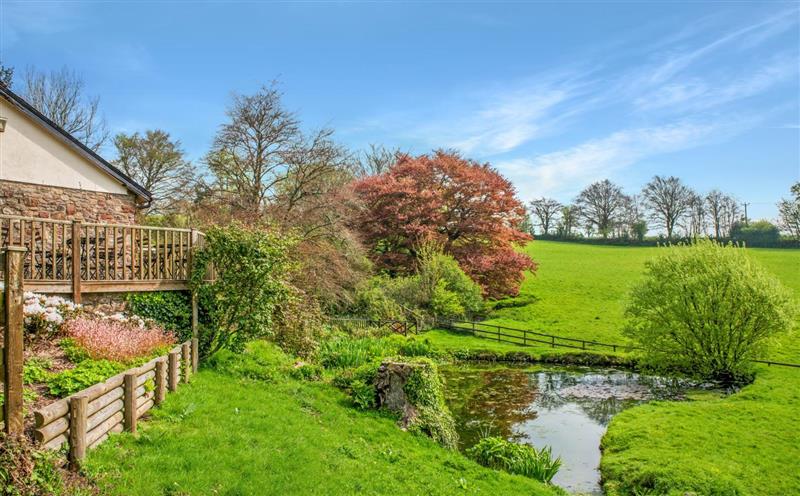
[427,240,800,495]
[84,342,560,496]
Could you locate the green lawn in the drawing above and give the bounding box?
[84,342,560,496]
[434,240,800,495]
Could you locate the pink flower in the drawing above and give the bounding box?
[64,317,176,362]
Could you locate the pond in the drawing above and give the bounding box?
[440,363,701,494]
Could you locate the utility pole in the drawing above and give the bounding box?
[742,202,750,226]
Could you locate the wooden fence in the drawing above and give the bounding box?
[441,320,800,368]
[328,317,418,336]
[33,339,198,464]
[0,215,202,302]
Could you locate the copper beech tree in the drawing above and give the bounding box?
[353,150,535,298]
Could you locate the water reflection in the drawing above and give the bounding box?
[441,364,693,495]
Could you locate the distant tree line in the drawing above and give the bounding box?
[528,177,800,247]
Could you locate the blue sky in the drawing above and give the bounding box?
[1,1,798,221]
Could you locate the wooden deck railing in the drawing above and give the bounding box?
[0,215,202,301]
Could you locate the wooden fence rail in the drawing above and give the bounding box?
[33,338,198,463]
[0,215,202,302]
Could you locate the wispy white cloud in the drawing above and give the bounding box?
[0,2,87,47]
[496,117,757,200]
[634,53,796,112]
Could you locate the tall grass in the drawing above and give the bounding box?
[315,336,401,369]
[466,437,561,484]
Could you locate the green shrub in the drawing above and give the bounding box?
[730,220,781,246]
[625,240,796,383]
[47,360,125,397]
[289,363,324,382]
[59,338,90,363]
[23,358,53,384]
[191,224,295,357]
[349,379,377,409]
[408,405,459,451]
[126,291,192,341]
[466,437,561,484]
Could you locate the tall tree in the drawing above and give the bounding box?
[352,144,403,178]
[777,182,800,239]
[705,189,731,239]
[112,130,196,214]
[720,196,741,237]
[556,204,580,238]
[529,198,562,236]
[641,175,695,239]
[205,82,301,213]
[353,150,535,298]
[23,66,108,151]
[685,192,707,237]
[575,179,627,238]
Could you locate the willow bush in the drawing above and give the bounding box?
[624,240,795,383]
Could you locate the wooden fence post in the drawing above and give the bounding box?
[168,352,179,392]
[68,395,88,467]
[154,360,166,406]
[71,221,82,304]
[181,343,191,383]
[123,373,137,434]
[3,246,26,435]
[191,337,199,374]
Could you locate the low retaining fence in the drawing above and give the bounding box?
[33,339,198,465]
[441,320,641,353]
[441,320,800,368]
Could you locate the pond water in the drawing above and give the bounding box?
[440,364,698,494]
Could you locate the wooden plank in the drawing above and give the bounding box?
[68,395,88,467]
[123,373,137,434]
[3,246,26,434]
[86,411,123,447]
[192,337,199,374]
[34,416,69,443]
[71,221,81,303]
[87,399,123,431]
[88,422,123,450]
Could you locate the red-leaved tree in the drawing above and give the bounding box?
[352,150,535,298]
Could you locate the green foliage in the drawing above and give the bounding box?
[23,358,53,384]
[126,291,192,341]
[352,249,484,323]
[397,337,438,358]
[59,338,90,363]
[0,433,88,496]
[731,220,781,246]
[401,357,459,450]
[271,286,331,358]
[316,337,399,369]
[466,437,561,484]
[289,363,324,382]
[625,240,795,382]
[84,341,558,496]
[349,379,377,409]
[190,224,295,357]
[204,341,290,382]
[48,360,125,397]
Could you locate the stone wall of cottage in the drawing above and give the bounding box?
[0,180,138,224]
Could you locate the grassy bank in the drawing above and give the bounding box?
[458,240,800,495]
[84,342,560,496]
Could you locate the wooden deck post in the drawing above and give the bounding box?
[154,360,166,405]
[68,395,88,467]
[123,373,137,434]
[168,352,179,392]
[191,337,199,373]
[190,228,200,373]
[181,343,191,383]
[3,246,26,435]
[71,221,82,304]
